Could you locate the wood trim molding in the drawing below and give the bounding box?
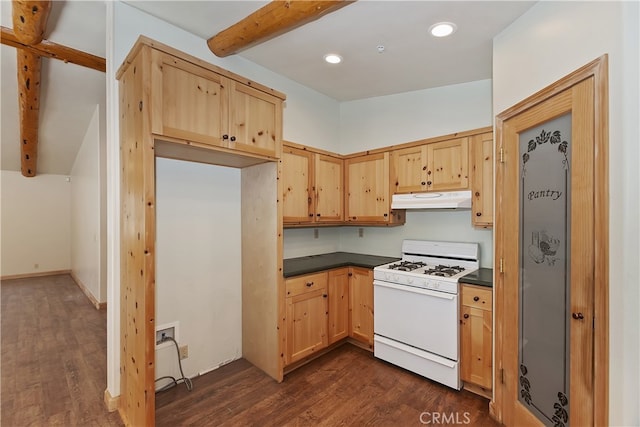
[1,26,106,72]
[70,271,106,310]
[0,269,70,281]
[207,1,355,57]
[493,54,609,426]
[103,389,120,412]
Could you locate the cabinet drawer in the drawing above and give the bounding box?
[286,272,328,297]
[461,285,492,310]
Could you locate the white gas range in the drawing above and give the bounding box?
[373,240,479,390]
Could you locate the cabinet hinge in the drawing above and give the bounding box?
[499,258,504,273]
[499,146,504,163]
[500,368,505,384]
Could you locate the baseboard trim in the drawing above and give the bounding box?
[104,389,119,412]
[1,270,71,281]
[70,272,106,310]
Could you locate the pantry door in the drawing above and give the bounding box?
[494,56,608,427]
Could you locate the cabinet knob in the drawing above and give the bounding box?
[422,166,427,171]
[427,181,432,186]
[230,136,236,142]
[476,212,482,217]
[427,170,432,175]
[323,294,328,298]
[309,213,314,217]
[473,296,480,301]
[421,181,426,185]
[306,282,314,287]
[222,134,229,140]
[475,191,480,197]
[572,312,584,320]
[317,213,321,217]
[463,314,469,319]
[383,213,388,217]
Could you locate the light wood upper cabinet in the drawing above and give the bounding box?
[282,144,343,225]
[327,268,350,344]
[391,137,470,194]
[150,50,282,159]
[426,137,469,191]
[349,267,374,348]
[345,153,391,223]
[282,146,314,223]
[315,154,343,222]
[391,145,428,193]
[471,132,494,228]
[152,51,228,147]
[228,80,282,158]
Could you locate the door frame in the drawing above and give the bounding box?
[492,55,609,425]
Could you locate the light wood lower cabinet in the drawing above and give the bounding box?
[327,268,350,344]
[284,267,374,366]
[460,283,493,395]
[285,272,329,365]
[349,267,374,348]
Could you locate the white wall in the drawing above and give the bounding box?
[155,158,242,382]
[70,105,103,302]
[493,1,640,424]
[339,79,492,153]
[0,171,71,276]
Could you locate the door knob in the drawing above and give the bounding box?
[572,312,584,320]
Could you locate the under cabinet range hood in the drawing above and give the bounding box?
[391,190,472,210]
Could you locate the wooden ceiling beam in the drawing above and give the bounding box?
[10,0,50,177]
[207,0,355,57]
[12,0,51,45]
[17,50,42,177]
[1,26,106,72]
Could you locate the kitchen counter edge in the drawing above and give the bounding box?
[283,252,400,278]
[459,268,493,288]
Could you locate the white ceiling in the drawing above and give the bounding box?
[1,0,535,175]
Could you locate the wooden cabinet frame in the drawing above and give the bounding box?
[116,36,285,426]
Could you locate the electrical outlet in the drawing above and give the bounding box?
[358,228,364,238]
[155,326,175,345]
[314,229,319,239]
[179,345,188,360]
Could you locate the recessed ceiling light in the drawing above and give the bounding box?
[324,53,342,64]
[429,22,457,38]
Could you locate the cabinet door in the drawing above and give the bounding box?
[460,305,493,389]
[345,153,390,223]
[471,132,494,228]
[286,289,328,364]
[282,146,314,223]
[228,81,282,159]
[349,267,374,348]
[391,145,428,194]
[327,268,350,344]
[460,284,493,390]
[152,51,228,146]
[426,137,469,191]
[315,154,343,222]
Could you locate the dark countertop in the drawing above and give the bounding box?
[460,268,493,288]
[283,252,400,278]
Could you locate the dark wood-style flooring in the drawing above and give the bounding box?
[2,274,499,426]
[156,345,499,426]
[1,274,122,426]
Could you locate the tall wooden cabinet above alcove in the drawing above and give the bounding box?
[116,36,285,427]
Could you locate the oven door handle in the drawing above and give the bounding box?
[373,280,456,300]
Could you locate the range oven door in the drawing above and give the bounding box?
[373,279,460,389]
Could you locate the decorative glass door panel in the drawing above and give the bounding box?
[518,114,572,427]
